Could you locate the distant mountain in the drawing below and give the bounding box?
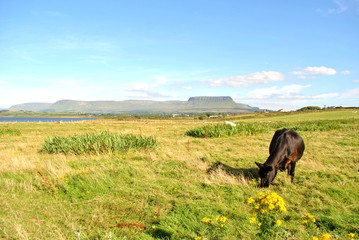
[185,96,252,109]
[9,96,261,114]
[8,102,52,111]
[44,99,185,113]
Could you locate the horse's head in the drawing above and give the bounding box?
[255,162,276,188]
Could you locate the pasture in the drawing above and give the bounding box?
[0,110,358,239]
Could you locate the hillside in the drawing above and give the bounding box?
[8,102,52,111]
[9,96,260,114]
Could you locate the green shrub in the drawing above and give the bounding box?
[40,132,157,154]
[186,119,353,138]
[273,119,351,132]
[185,123,269,138]
[0,128,21,136]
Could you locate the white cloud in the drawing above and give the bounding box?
[341,70,351,75]
[244,85,311,99]
[237,84,339,100]
[352,80,359,83]
[154,75,169,84]
[341,88,359,98]
[328,0,348,14]
[55,35,115,52]
[202,71,285,87]
[291,66,337,78]
[183,86,193,90]
[45,10,65,17]
[124,90,168,99]
[124,84,169,99]
[317,0,349,14]
[124,82,153,92]
[123,76,171,99]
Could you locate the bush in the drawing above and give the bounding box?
[185,119,352,138]
[0,128,21,136]
[298,106,322,111]
[40,132,157,155]
[185,123,269,138]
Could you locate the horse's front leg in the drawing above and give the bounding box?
[287,161,296,183]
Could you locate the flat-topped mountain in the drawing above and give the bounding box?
[9,96,260,114]
[186,96,250,109]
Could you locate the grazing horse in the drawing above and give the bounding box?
[255,129,305,188]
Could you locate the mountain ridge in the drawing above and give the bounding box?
[9,96,261,114]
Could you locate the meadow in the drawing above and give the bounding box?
[0,109,358,239]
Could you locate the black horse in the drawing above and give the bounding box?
[255,129,305,188]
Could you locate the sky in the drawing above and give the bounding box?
[1,0,358,110]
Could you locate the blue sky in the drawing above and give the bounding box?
[1,0,358,110]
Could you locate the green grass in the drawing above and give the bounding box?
[185,123,269,138]
[0,109,358,239]
[185,119,355,138]
[0,128,21,136]
[40,132,157,155]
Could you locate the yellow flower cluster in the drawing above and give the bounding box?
[247,192,287,215]
[302,213,316,224]
[201,217,212,223]
[347,233,356,240]
[201,216,227,224]
[215,216,227,223]
[197,216,228,239]
[248,216,282,227]
[249,217,256,224]
[311,233,332,240]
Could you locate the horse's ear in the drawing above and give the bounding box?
[255,162,263,168]
[265,165,273,171]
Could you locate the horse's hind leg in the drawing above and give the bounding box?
[288,161,296,183]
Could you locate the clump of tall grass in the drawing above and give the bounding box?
[0,128,21,136]
[186,119,355,138]
[274,120,346,132]
[40,132,157,155]
[185,123,269,138]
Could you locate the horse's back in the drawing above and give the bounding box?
[269,129,305,160]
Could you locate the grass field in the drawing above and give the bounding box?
[0,110,358,239]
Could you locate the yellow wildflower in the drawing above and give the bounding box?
[215,216,227,223]
[306,214,316,222]
[249,217,256,224]
[276,220,282,226]
[247,197,254,204]
[201,217,212,223]
[302,214,316,224]
[311,237,319,240]
[280,206,287,212]
[258,192,265,198]
[319,233,332,240]
[347,233,355,238]
[195,236,204,240]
